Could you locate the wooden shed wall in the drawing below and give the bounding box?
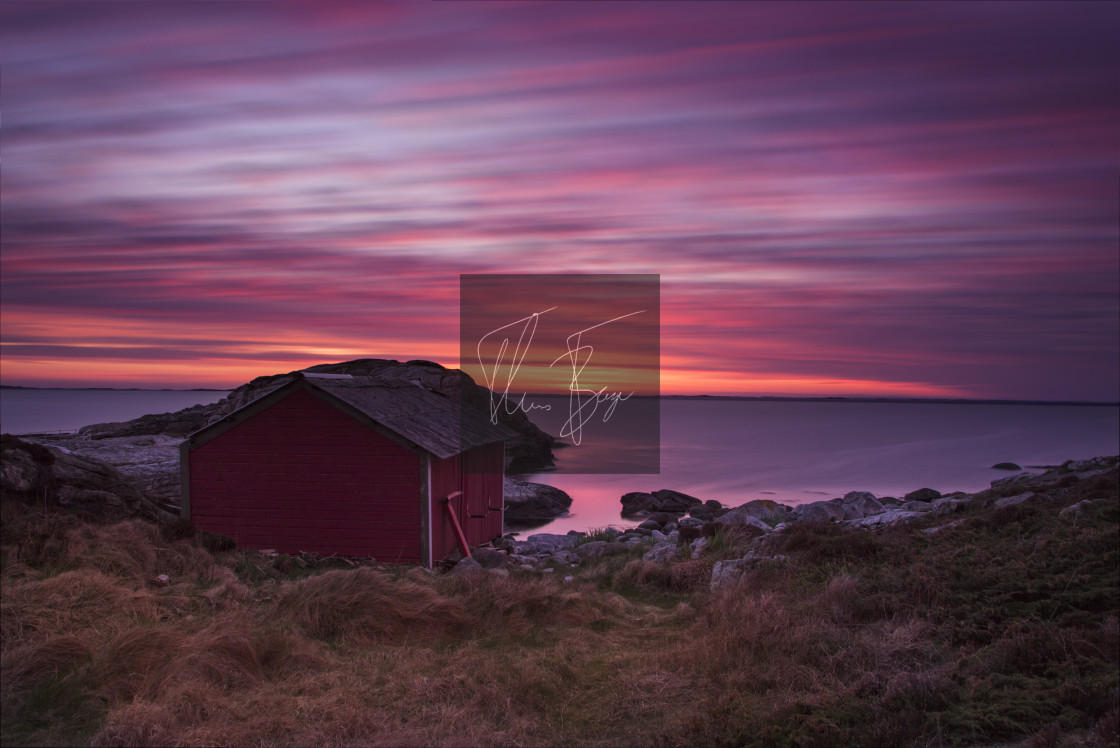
[187,388,423,562]
[430,442,504,561]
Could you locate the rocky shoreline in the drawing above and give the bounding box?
[464,455,1120,580]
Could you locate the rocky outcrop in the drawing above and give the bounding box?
[0,435,171,523]
[23,433,183,509]
[503,478,572,527]
[620,488,703,516]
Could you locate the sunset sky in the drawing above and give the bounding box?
[2,2,1117,399]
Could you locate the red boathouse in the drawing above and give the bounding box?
[180,372,513,566]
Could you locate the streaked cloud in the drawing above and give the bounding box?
[1,1,1116,398]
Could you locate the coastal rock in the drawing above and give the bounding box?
[932,495,973,517]
[642,542,680,563]
[688,500,728,521]
[842,494,885,520]
[845,510,927,528]
[899,501,934,513]
[503,478,573,527]
[30,433,184,509]
[843,491,877,504]
[710,558,748,589]
[469,547,508,569]
[451,557,485,577]
[795,501,847,524]
[575,541,627,560]
[727,499,793,524]
[992,492,1043,510]
[0,436,170,522]
[711,506,773,532]
[620,488,703,517]
[904,488,942,502]
[513,533,579,555]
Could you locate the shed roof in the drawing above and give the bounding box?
[191,372,516,459]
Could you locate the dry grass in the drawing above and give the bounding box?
[2,483,1118,747]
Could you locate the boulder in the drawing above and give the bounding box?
[620,488,702,516]
[710,558,749,589]
[642,542,679,563]
[992,492,1042,510]
[843,491,877,503]
[451,557,485,577]
[932,496,972,517]
[725,499,793,524]
[899,501,934,513]
[469,547,508,569]
[689,537,709,559]
[795,501,847,524]
[841,494,885,520]
[688,500,728,521]
[904,487,942,502]
[845,510,927,528]
[575,541,627,560]
[503,478,573,526]
[711,506,773,532]
[512,533,579,555]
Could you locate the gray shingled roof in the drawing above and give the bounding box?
[301,374,515,459]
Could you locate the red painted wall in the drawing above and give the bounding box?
[188,388,423,562]
[430,442,504,561]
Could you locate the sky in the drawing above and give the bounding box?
[2,1,1117,400]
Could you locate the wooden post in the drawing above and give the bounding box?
[443,492,471,558]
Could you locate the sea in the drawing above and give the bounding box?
[2,388,1117,535]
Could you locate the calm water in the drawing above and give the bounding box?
[520,398,1120,534]
[0,389,231,434]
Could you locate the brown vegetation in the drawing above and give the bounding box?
[2,470,1118,747]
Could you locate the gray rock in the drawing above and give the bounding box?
[689,500,728,521]
[621,488,703,516]
[689,537,709,559]
[728,499,793,523]
[575,541,608,559]
[992,492,1042,509]
[514,533,579,554]
[470,547,508,569]
[642,542,680,563]
[796,501,847,524]
[638,519,662,531]
[904,487,942,502]
[843,491,877,503]
[710,559,749,589]
[932,496,972,517]
[663,522,679,534]
[678,517,705,529]
[451,557,485,576]
[899,501,934,513]
[503,478,573,526]
[712,506,772,532]
[650,529,668,542]
[845,510,927,528]
[842,495,885,520]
